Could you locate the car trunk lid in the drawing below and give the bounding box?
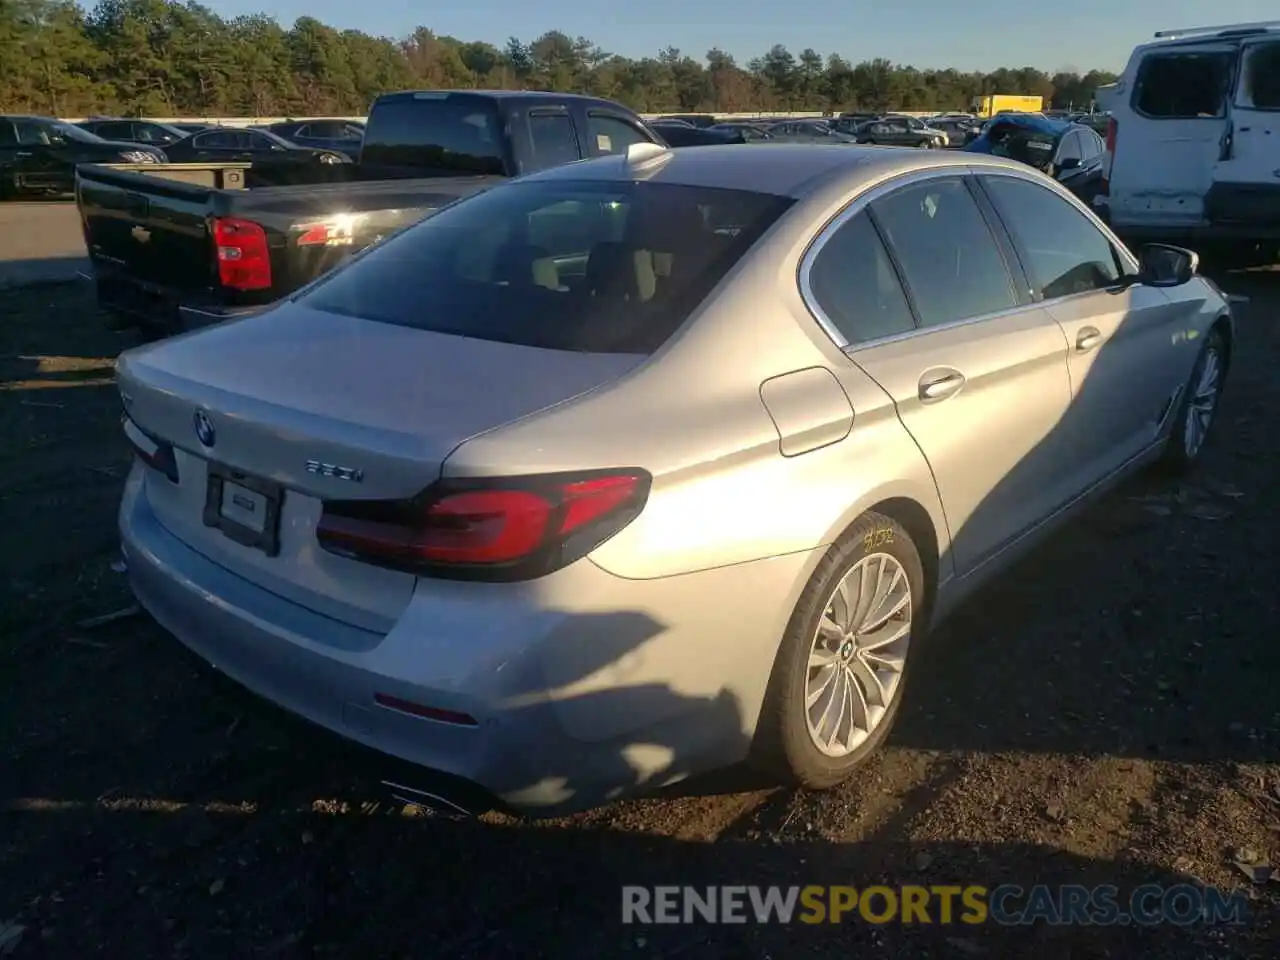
[117,303,645,628]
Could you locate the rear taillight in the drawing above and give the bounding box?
[316,470,651,580]
[212,217,272,291]
[1104,117,1117,154]
[122,415,178,483]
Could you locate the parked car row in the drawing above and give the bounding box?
[0,114,366,199]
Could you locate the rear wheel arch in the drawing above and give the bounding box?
[866,496,940,613]
[1210,314,1233,370]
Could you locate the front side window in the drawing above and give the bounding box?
[1134,52,1234,119]
[15,122,51,145]
[981,175,1121,300]
[1055,131,1083,164]
[301,180,793,354]
[586,114,650,155]
[194,131,234,149]
[807,211,916,345]
[871,177,1016,327]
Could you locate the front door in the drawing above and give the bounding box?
[829,174,1076,572]
[977,172,1191,483]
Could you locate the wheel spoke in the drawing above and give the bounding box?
[817,615,843,642]
[858,617,911,652]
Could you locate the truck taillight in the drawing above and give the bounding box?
[1105,117,1117,154]
[316,470,651,581]
[212,217,272,291]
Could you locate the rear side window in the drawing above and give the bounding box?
[527,112,581,167]
[361,97,506,175]
[806,212,916,345]
[301,180,793,354]
[0,122,15,146]
[871,178,1016,328]
[1133,52,1234,119]
[95,121,133,139]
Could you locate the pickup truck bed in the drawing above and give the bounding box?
[79,164,499,330]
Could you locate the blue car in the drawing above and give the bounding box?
[963,112,1107,205]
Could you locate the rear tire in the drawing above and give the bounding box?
[753,512,924,789]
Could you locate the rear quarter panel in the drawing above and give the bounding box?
[442,186,952,583]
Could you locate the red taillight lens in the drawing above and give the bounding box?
[1105,117,1117,154]
[316,470,651,580]
[212,216,272,291]
[122,415,178,482]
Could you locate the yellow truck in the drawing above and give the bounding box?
[971,94,1044,118]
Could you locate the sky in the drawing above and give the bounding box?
[203,0,1279,74]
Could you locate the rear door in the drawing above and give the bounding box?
[524,108,583,171]
[1221,36,1280,188]
[807,173,1077,573]
[1110,45,1237,228]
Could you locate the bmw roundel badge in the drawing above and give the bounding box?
[193,409,216,448]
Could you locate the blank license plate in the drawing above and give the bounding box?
[202,464,282,556]
[220,481,267,533]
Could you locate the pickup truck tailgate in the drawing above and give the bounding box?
[79,166,215,290]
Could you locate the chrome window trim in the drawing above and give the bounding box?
[797,164,1030,352]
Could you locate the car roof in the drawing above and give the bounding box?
[374,89,636,110]
[521,143,1021,198]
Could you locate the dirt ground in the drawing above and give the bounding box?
[1,277,1278,959]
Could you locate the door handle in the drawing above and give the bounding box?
[1075,327,1102,352]
[918,370,966,402]
[15,151,32,158]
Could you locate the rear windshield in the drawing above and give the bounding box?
[360,97,507,175]
[300,179,793,354]
[1133,52,1235,119]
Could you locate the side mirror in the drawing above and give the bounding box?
[1057,157,1081,170]
[1137,243,1198,287]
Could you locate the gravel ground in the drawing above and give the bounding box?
[1,277,1278,959]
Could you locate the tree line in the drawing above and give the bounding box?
[1,0,1118,119]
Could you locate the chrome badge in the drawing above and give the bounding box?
[193,409,215,447]
[305,460,364,483]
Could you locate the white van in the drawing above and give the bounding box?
[1103,21,1280,261]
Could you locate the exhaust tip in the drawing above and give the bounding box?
[381,779,473,819]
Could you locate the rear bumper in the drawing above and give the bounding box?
[89,262,262,333]
[119,466,812,816]
[1108,182,1280,243]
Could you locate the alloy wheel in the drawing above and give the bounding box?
[805,553,912,757]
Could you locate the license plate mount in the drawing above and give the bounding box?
[202,463,283,556]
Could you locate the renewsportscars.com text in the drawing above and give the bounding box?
[621,884,1250,926]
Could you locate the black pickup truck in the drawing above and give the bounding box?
[76,91,664,333]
